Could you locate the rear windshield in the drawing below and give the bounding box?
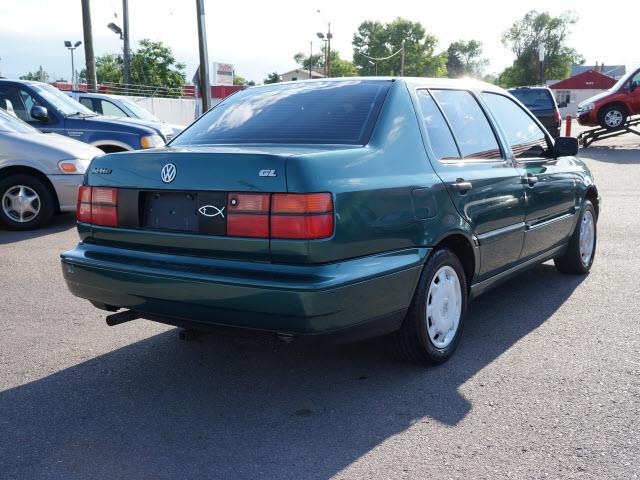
[509,89,555,110]
[172,80,391,146]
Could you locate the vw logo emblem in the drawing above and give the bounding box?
[161,163,177,183]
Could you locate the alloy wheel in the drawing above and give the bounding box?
[2,185,41,223]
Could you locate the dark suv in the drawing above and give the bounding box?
[0,80,165,152]
[508,86,563,138]
[61,78,599,365]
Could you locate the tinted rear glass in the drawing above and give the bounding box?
[172,80,391,146]
[509,89,554,110]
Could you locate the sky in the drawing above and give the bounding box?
[0,0,638,84]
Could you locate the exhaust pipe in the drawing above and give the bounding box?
[105,310,140,326]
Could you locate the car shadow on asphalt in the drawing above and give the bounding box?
[580,145,640,163]
[0,213,75,245]
[0,263,585,479]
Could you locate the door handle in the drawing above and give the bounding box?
[522,175,538,186]
[450,179,473,193]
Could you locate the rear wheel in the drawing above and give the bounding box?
[394,248,468,366]
[554,200,597,274]
[599,105,627,130]
[0,174,55,230]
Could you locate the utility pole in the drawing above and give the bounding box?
[122,0,131,94]
[81,0,97,92]
[400,39,405,76]
[538,44,545,86]
[196,0,211,112]
[309,41,313,79]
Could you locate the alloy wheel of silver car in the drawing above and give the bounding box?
[604,109,624,128]
[2,185,41,223]
[426,265,462,349]
[579,209,595,266]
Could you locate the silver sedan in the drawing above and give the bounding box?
[0,107,102,230]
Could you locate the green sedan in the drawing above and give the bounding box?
[61,78,599,365]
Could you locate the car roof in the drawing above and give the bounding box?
[247,76,506,94]
[507,86,552,92]
[70,91,117,100]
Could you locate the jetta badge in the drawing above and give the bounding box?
[198,205,225,218]
[161,163,177,183]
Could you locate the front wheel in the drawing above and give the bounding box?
[0,174,55,230]
[554,200,597,274]
[394,248,468,366]
[599,105,627,130]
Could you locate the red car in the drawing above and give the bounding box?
[578,67,640,130]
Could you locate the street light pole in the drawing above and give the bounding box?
[64,41,82,87]
[538,44,545,86]
[309,41,313,80]
[400,40,405,76]
[122,0,131,94]
[326,22,331,77]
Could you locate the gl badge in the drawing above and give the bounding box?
[198,205,225,218]
[161,163,177,183]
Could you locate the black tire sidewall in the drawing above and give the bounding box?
[408,248,468,363]
[0,174,55,230]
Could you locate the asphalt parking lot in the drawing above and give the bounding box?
[1,137,639,479]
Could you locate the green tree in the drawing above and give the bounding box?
[91,39,185,96]
[293,49,356,77]
[20,69,49,82]
[499,10,584,87]
[352,18,446,77]
[446,40,488,78]
[263,72,281,84]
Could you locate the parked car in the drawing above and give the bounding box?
[508,86,563,137]
[0,79,166,152]
[0,107,101,230]
[578,66,640,130]
[61,78,599,365]
[64,91,184,141]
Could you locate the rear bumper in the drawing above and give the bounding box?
[61,243,428,339]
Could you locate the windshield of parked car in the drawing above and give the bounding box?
[172,80,391,146]
[509,89,554,110]
[609,68,639,92]
[119,98,160,122]
[31,83,97,117]
[0,107,39,133]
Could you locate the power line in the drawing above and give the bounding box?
[356,46,404,62]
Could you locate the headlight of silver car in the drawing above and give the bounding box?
[58,158,92,174]
[140,134,165,149]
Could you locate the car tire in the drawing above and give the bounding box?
[598,105,627,130]
[0,174,55,230]
[394,248,468,366]
[554,200,597,274]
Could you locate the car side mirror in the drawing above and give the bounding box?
[554,136,578,157]
[630,81,638,92]
[30,105,49,121]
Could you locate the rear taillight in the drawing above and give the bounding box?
[227,192,334,240]
[554,107,562,123]
[76,186,118,227]
[227,192,270,238]
[271,193,333,239]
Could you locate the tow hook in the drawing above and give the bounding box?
[105,310,140,326]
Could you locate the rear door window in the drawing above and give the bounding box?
[430,89,502,160]
[482,92,550,159]
[416,89,460,161]
[172,80,391,146]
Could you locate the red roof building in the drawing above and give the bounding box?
[549,70,617,90]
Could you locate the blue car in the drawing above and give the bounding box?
[0,80,166,152]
